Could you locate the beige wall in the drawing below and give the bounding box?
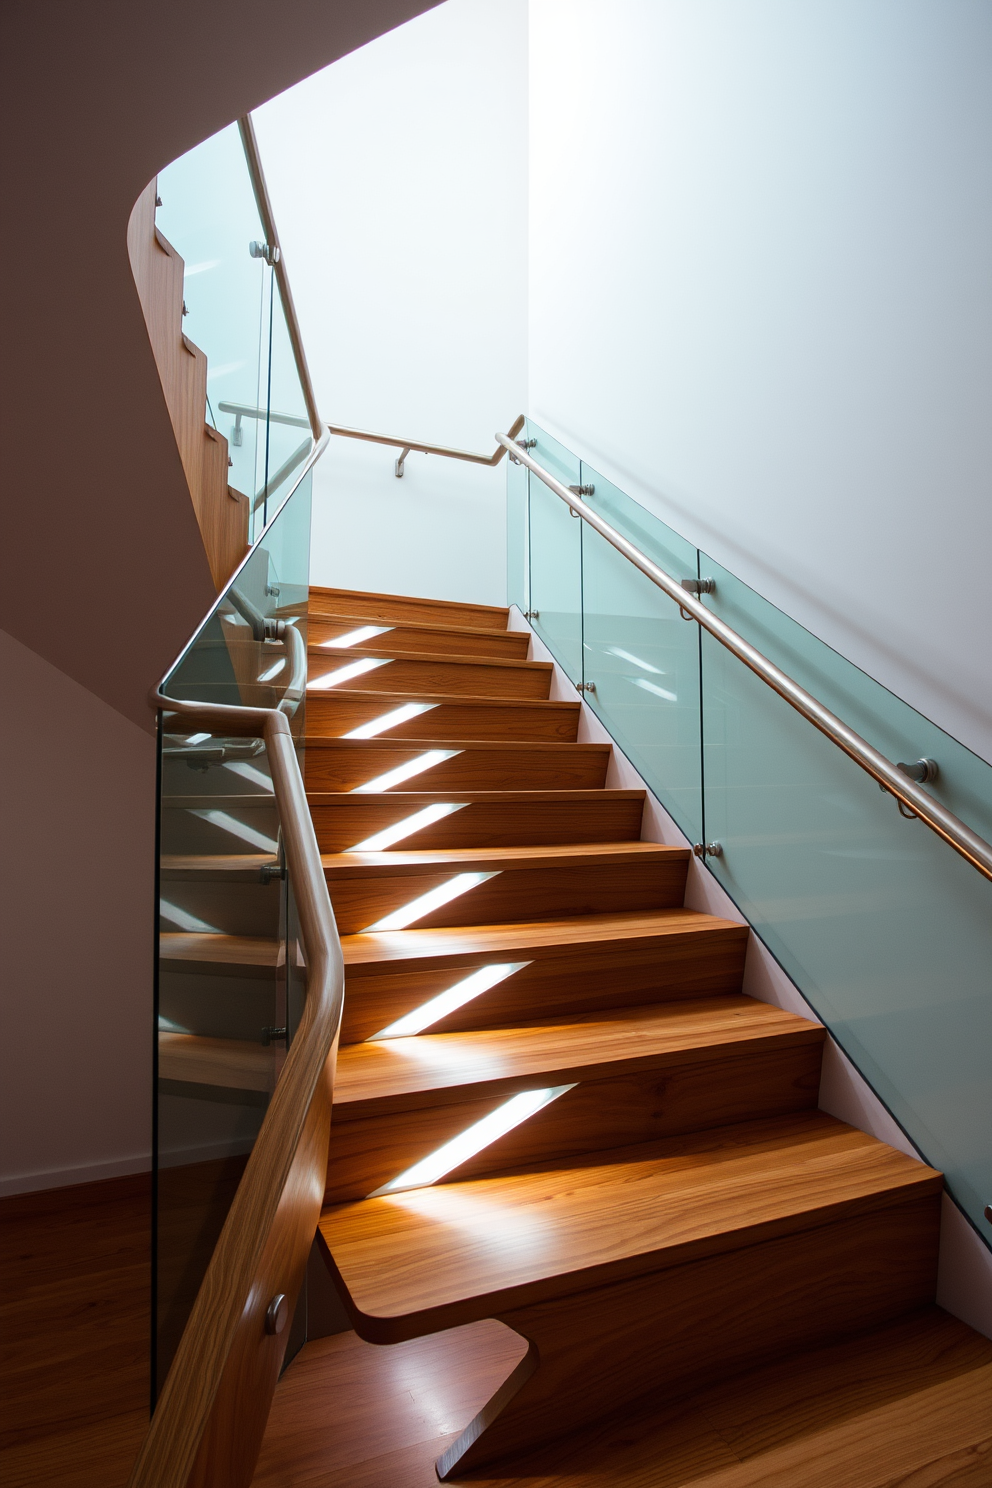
[0,0,440,1193]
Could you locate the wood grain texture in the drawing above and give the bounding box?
[305,691,581,742]
[158,1034,276,1093]
[438,1192,942,1475]
[307,586,511,631]
[319,1113,942,1341]
[308,649,553,701]
[249,1306,992,1488]
[323,1037,825,1204]
[0,1174,149,1481]
[303,739,611,793]
[307,790,645,851]
[321,846,688,933]
[308,615,530,659]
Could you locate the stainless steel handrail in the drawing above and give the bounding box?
[499,433,992,885]
[329,412,526,475]
[238,115,323,443]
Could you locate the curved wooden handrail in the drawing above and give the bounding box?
[128,695,344,1488]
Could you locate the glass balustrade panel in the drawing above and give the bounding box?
[699,553,992,1243]
[579,462,703,844]
[525,421,583,684]
[154,471,311,1393]
[506,440,529,615]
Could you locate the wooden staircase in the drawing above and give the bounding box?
[159,583,992,1483]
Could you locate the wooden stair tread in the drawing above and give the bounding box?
[159,932,280,974]
[158,1032,274,1092]
[307,789,644,805]
[333,997,825,1113]
[303,738,610,756]
[319,1111,941,1330]
[161,853,275,879]
[320,842,686,877]
[308,644,549,674]
[309,612,530,655]
[341,908,746,971]
[306,585,511,631]
[304,690,580,743]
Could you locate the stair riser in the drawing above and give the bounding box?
[326,862,688,935]
[435,1193,943,1474]
[339,929,749,1042]
[308,653,551,701]
[304,747,610,793]
[308,589,510,631]
[324,1043,824,1204]
[309,797,644,851]
[305,694,580,742]
[309,618,530,660]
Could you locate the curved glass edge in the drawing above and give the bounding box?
[153,469,313,1394]
[509,417,992,1251]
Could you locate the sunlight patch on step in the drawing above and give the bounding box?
[370,1085,577,1196]
[347,802,468,852]
[343,702,438,739]
[607,646,664,675]
[308,657,391,690]
[188,809,279,853]
[363,871,500,932]
[370,961,533,1038]
[159,900,220,933]
[631,677,677,703]
[223,761,274,792]
[321,625,392,649]
[351,750,461,793]
[185,732,211,745]
[258,656,287,682]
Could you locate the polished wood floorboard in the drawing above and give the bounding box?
[252,1306,992,1487]
[0,1174,150,1487]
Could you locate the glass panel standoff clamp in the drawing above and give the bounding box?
[523,609,540,620]
[577,681,596,694]
[515,438,537,449]
[249,240,281,265]
[692,842,723,859]
[261,1026,288,1046]
[678,577,715,618]
[568,484,595,514]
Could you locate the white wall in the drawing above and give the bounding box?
[528,0,992,763]
[0,629,155,1194]
[255,0,528,607]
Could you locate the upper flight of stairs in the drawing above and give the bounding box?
[160,582,992,1484]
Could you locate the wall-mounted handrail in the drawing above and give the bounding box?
[238,115,323,444]
[329,412,526,475]
[499,433,992,885]
[128,683,344,1488]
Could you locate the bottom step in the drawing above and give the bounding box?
[253,1305,992,1487]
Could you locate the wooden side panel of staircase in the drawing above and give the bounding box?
[127,181,249,590]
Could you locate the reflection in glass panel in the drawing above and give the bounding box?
[526,422,583,684]
[580,459,702,844]
[700,556,992,1240]
[154,472,312,1393]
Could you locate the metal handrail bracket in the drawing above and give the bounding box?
[498,432,992,884]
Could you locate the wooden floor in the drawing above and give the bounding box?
[1,1170,990,1487]
[0,1175,150,1488]
[255,1306,992,1487]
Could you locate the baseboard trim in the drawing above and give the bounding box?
[0,1151,152,1198]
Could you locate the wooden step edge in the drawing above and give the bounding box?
[332,1002,827,1119]
[318,1131,942,1342]
[340,910,750,971]
[305,789,646,806]
[308,645,552,673]
[304,689,579,712]
[307,612,531,643]
[308,584,510,619]
[320,843,688,877]
[302,737,611,753]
